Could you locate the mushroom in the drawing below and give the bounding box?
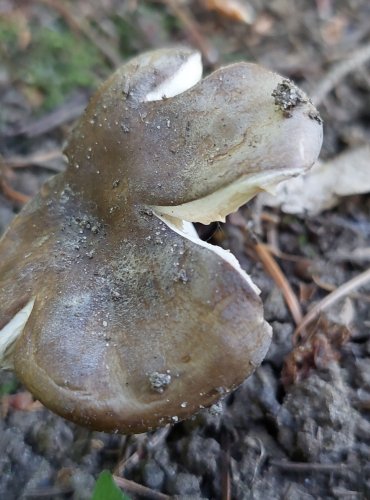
[0,48,323,433]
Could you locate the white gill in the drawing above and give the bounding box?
[153,167,304,225]
[0,299,35,369]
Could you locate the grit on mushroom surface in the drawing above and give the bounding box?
[0,48,322,433]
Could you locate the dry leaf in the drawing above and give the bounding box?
[260,145,370,215]
[202,0,255,24]
[1,391,43,417]
[282,315,352,387]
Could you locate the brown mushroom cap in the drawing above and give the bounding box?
[0,48,323,433]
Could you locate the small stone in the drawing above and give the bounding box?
[140,208,153,217]
[166,472,201,496]
[142,461,165,490]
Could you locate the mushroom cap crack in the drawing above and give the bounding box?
[0,48,322,433]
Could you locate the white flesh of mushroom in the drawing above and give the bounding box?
[144,52,203,102]
[0,299,35,369]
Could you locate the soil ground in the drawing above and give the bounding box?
[0,1,369,499]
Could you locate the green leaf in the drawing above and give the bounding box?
[0,378,19,396]
[91,471,131,500]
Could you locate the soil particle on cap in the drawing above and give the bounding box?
[175,268,189,283]
[149,371,172,393]
[309,108,323,124]
[272,79,308,117]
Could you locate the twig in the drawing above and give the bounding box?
[254,242,303,326]
[37,0,121,67]
[294,267,370,339]
[229,212,303,326]
[158,0,218,64]
[312,41,370,105]
[0,179,31,205]
[239,436,266,487]
[23,486,74,498]
[311,274,336,292]
[113,476,170,500]
[353,398,370,411]
[220,430,231,500]
[310,274,370,302]
[201,0,254,24]
[265,243,312,265]
[6,94,87,138]
[6,150,65,172]
[269,459,349,474]
[114,426,170,476]
[331,487,363,498]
